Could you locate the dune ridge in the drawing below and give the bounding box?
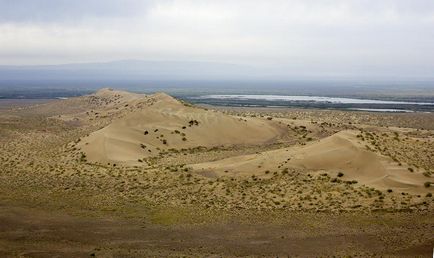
[77,89,287,164]
[65,89,432,195]
[191,130,430,193]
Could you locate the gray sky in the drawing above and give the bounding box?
[1,0,434,79]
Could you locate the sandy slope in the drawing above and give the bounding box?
[191,130,430,193]
[73,89,429,193]
[77,89,287,164]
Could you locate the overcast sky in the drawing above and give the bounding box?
[1,0,434,79]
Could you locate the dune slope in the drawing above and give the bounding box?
[191,130,430,193]
[77,89,287,164]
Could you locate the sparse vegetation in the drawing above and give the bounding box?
[79,152,87,162]
[0,89,433,257]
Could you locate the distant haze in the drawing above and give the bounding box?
[0,0,434,80]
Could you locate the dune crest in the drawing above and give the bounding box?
[77,90,287,164]
[191,130,430,193]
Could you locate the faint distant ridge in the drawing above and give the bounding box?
[0,59,259,81]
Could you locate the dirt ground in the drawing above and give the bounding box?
[0,203,433,257]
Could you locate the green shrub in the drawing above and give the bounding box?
[80,152,87,162]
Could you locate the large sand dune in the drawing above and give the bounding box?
[191,130,430,193]
[77,89,287,164]
[72,89,430,194]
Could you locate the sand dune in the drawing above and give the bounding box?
[72,89,430,193]
[191,130,430,193]
[77,89,287,164]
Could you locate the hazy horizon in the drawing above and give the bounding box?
[1,0,434,80]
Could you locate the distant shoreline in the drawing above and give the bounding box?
[1,95,432,113]
[186,95,434,113]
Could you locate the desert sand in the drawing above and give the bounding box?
[191,130,430,194]
[0,88,433,257]
[77,89,287,164]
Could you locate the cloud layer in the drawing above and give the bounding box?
[1,0,434,78]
